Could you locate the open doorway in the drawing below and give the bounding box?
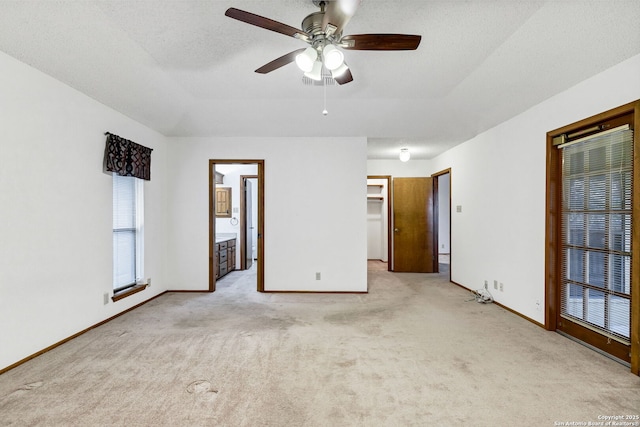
[209,160,264,292]
[433,169,451,278]
[367,175,391,271]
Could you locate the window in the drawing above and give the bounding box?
[113,173,144,292]
[560,125,633,343]
[546,101,639,373]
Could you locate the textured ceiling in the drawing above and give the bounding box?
[0,0,639,159]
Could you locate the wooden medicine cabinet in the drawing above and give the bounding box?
[215,187,232,218]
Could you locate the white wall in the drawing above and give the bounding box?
[0,51,168,370]
[437,173,450,254]
[166,137,368,292]
[367,159,431,177]
[429,53,640,323]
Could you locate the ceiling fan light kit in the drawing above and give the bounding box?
[302,68,336,86]
[224,0,421,86]
[322,44,345,70]
[304,60,324,81]
[331,63,349,78]
[295,47,318,72]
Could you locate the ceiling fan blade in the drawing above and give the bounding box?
[255,49,307,74]
[322,0,360,36]
[334,67,353,85]
[225,8,311,41]
[341,34,422,50]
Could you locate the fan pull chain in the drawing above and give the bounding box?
[322,72,328,116]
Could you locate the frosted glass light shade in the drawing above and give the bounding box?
[304,60,323,81]
[296,47,318,72]
[399,148,410,162]
[331,63,349,78]
[322,44,344,70]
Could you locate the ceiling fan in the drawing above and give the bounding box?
[225,0,421,85]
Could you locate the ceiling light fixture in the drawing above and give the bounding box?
[331,63,349,78]
[322,44,344,70]
[322,66,329,116]
[304,59,323,81]
[399,148,410,162]
[296,47,318,72]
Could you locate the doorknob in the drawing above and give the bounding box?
[394,228,399,232]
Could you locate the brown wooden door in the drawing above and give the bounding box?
[393,177,435,272]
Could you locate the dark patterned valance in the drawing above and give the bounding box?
[103,132,153,181]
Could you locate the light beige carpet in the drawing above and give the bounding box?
[1,267,639,426]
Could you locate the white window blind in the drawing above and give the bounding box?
[113,173,143,291]
[560,126,633,344]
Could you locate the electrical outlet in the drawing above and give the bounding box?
[493,280,498,290]
[536,300,541,311]
[103,293,109,305]
[484,280,488,289]
[316,272,321,280]
[500,282,504,292]
[147,278,151,287]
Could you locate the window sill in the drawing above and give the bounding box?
[112,283,148,302]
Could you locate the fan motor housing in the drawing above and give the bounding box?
[301,11,324,36]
